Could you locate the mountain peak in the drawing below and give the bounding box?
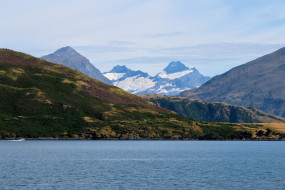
[53,46,78,56]
[163,61,189,74]
[106,65,149,77]
[110,65,130,73]
[41,46,113,85]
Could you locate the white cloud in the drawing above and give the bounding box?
[1,0,285,77]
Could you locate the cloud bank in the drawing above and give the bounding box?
[1,0,285,76]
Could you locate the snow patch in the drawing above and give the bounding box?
[158,69,193,80]
[104,73,125,80]
[114,76,156,93]
[157,83,172,90]
[157,86,192,94]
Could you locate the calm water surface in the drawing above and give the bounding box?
[0,140,285,190]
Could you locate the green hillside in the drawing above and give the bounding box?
[0,49,284,140]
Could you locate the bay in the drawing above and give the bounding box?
[0,140,285,190]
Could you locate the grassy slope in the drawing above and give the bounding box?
[141,95,285,123]
[0,49,284,140]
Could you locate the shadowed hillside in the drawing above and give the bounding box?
[141,95,285,123]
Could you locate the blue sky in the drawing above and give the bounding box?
[1,0,285,76]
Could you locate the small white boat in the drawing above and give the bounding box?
[9,138,25,141]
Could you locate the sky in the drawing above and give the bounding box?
[1,0,285,76]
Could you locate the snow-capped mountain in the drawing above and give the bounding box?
[103,61,210,95]
[103,65,155,94]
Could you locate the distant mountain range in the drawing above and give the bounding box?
[40,46,285,121]
[42,46,112,85]
[141,95,285,123]
[41,47,209,95]
[103,61,210,95]
[1,48,282,140]
[180,47,285,118]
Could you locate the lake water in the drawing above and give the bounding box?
[0,141,285,190]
